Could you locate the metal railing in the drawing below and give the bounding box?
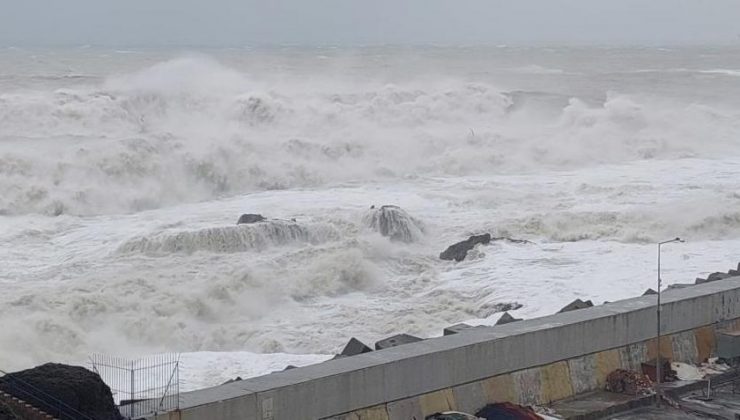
[0,368,94,420]
[90,353,180,419]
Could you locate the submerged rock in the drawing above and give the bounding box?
[439,234,492,262]
[0,363,121,420]
[363,205,424,243]
[237,213,266,224]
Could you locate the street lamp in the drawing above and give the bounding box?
[656,237,684,405]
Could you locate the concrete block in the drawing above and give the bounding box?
[386,397,422,420]
[619,342,648,372]
[419,388,456,416]
[671,330,698,363]
[495,312,521,325]
[694,326,716,362]
[375,334,423,350]
[642,288,658,296]
[568,354,597,394]
[594,349,621,386]
[452,381,487,414]
[540,361,574,403]
[443,323,474,336]
[340,338,373,357]
[558,299,594,313]
[512,368,542,405]
[480,374,516,404]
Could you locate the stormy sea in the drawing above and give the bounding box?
[2,46,740,389]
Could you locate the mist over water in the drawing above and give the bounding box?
[2,46,740,388]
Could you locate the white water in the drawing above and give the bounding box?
[2,46,740,391]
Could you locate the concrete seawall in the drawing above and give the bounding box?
[153,277,740,420]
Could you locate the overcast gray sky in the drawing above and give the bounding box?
[1,0,738,47]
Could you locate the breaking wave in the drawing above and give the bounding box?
[118,220,339,255]
[2,56,740,216]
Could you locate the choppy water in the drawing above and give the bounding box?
[2,46,740,389]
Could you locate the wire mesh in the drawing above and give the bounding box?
[89,353,180,419]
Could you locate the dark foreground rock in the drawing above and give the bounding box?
[237,213,266,224]
[363,205,424,243]
[439,234,492,262]
[0,363,121,420]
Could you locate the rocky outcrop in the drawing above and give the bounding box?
[363,205,424,243]
[237,213,266,224]
[439,234,492,262]
[439,234,532,262]
[0,363,121,420]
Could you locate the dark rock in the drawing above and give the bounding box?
[495,312,522,325]
[443,323,474,336]
[237,213,266,224]
[363,205,424,243]
[283,365,297,371]
[339,337,373,357]
[730,263,740,276]
[0,363,122,420]
[440,234,492,262]
[642,288,658,296]
[375,334,423,350]
[558,299,594,313]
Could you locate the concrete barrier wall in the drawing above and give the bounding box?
[155,277,740,420]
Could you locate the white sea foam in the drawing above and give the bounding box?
[1,55,739,216]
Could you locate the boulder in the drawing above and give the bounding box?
[495,312,522,325]
[696,272,731,284]
[0,363,121,420]
[375,334,423,350]
[237,213,266,224]
[339,337,373,357]
[363,205,424,243]
[558,299,594,313]
[440,234,492,262]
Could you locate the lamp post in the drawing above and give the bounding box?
[656,237,684,405]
